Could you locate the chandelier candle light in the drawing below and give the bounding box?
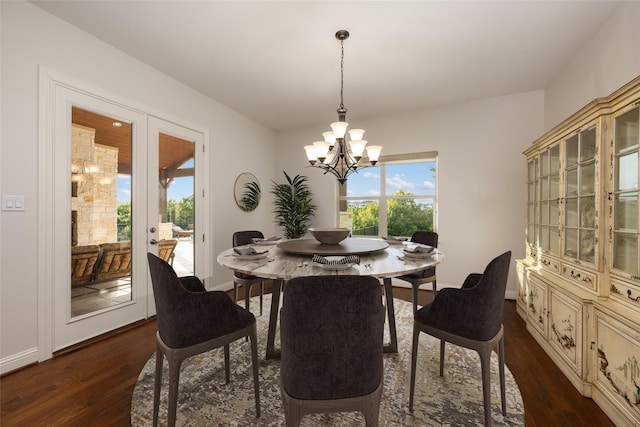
[304,30,382,185]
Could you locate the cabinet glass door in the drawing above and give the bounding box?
[527,158,538,247]
[564,125,597,264]
[539,145,560,254]
[612,105,639,276]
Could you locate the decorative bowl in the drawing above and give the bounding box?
[308,227,351,245]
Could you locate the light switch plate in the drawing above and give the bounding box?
[2,195,25,211]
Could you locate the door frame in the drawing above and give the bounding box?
[37,67,209,361]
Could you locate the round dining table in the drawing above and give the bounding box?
[217,237,444,359]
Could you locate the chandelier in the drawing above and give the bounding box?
[303,30,382,185]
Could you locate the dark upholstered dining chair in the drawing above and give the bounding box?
[233,230,266,315]
[147,253,260,427]
[409,251,511,427]
[279,275,385,426]
[397,230,439,313]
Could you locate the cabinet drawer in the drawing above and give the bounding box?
[540,254,560,274]
[562,263,597,292]
[610,278,640,312]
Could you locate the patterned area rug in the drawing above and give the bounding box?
[131,295,524,426]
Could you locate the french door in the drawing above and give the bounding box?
[48,82,204,352]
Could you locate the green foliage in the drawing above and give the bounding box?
[168,195,194,229]
[271,171,317,239]
[239,180,261,212]
[351,189,433,237]
[117,202,132,241]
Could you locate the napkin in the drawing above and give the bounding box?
[234,247,268,256]
[312,254,360,265]
[403,244,435,254]
[252,236,281,243]
[382,236,408,242]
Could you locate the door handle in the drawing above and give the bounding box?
[150,239,159,245]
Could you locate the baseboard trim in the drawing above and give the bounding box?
[0,347,39,376]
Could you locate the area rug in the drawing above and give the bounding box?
[131,295,524,426]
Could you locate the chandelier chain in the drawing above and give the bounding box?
[339,38,345,111]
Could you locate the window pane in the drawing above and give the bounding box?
[385,162,436,196]
[566,168,578,196]
[342,200,379,236]
[581,127,596,161]
[387,197,434,236]
[346,166,380,197]
[550,173,560,199]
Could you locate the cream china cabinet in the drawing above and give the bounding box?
[517,76,640,426]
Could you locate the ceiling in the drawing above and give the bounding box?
[32,1,625,132]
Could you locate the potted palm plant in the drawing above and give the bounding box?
[271,171,317,239]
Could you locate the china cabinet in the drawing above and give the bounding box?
[517,76,640,426]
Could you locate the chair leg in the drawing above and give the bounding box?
[498,337,506,416]
[233,281,239,304]
[409,326,420,412]
[479,348,493,427]
[153,347,163,427]
[249,324,261,418]
[166,353,184,427]
[259,282,264,316]
[244,283,251,312]
[439,339,445,376]
[411,283,419,313]
[431,280,437,301]
[224,343,230,384]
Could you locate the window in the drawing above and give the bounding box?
[337,152,437,237]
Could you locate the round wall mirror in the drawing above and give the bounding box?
[234,172,261,212]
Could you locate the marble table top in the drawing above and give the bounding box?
[217,238,443,280]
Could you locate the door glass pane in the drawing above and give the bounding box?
[540,201,549,224]
[565,198,578,227]
[616,153,638,191]
[550,145,560,171]
[565,228,578,258]
[550,173,559,199]
[540,151,549,175]
[580,229,595,263]
[540,225,549,250]
[71,107,132,317]
[581,127,597,161]
[566,168,578,196]
[159,133,195,277]
[614,193,639,231]
[566,135,579,167]
[550,199,559,226]
[581,161,595,194]
[550,226,559,253]
[615,108,639,152]
[581,196,596,228]
[613,232,639,274]
[540,176,549,199]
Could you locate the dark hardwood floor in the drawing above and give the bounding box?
[1,287,614,426]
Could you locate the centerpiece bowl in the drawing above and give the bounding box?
[308,227,351,245]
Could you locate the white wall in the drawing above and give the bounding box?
[276,91,545,297]
[0,1,276,371]
[544,1,640,130]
